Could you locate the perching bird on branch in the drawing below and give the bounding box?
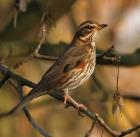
[0,20,107,117]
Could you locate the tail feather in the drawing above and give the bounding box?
[0,90,45,118]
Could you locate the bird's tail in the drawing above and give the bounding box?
[0,90,45,118]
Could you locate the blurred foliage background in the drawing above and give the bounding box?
[0,0,140,137]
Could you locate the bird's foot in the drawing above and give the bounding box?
[63,91,87,116]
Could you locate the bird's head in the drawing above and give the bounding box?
[75,20,108,42]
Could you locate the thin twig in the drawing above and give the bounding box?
[34,54,58,61]
[96,45,115,59]
[116,62,120,92]
[85,120,97,137]
[101,126,104,137]
[23,108,51,137]
[16,82,51,137]
[0,75,10,88]
[114,47,120,92]
[13,54,33,69]
[96,45,119,66]
[117,124,140,137]
[13,20,49,69]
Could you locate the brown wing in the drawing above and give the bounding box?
[35,45,88,91]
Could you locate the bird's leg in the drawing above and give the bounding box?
[63,89,70,108]
[63,89,87,115]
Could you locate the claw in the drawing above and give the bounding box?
[64,104,69,108]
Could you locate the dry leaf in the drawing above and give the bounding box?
[112,91,124,116]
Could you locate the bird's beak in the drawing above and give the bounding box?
[98,24,108,30]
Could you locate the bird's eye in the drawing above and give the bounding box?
[86,25,93,29]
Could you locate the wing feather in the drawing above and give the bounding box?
[36,45,88,91]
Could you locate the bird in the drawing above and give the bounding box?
[0,20,107,117]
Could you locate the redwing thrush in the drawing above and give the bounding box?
[0,20,107,117]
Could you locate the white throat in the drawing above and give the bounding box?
[91,30,98,41]
[91,31,98,47]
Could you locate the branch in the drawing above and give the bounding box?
[0,75,10,88]
[1,41,140,67]
[0,64,35,87]
[16,82,51,137]
[34,54,58,61]
[0,64,140,137]
[123,94,140,101]
[97,48,140,66]
[0,66,51,137]
[13,24,57,69]
[117,124,140,137]
[84,120,97,137]
[96,45,115,59]
[13,44,115,69]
